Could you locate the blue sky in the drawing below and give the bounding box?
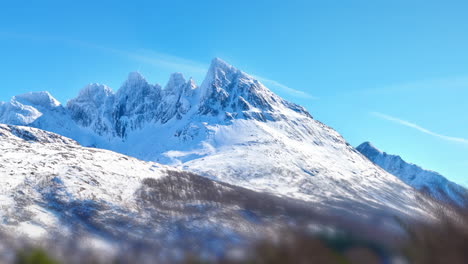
[1,0,467,186]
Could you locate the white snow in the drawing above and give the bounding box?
[0,58,430,219]
[0,124,174,240]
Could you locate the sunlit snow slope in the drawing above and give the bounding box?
[1,124,335,259]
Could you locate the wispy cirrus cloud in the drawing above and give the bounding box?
[253,76,318,100]
[103,48,208,75]
[371,112,468,145]
[358,76,468,96]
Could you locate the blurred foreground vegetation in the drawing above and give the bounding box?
[11,201,468,264]
[15,249,58,264]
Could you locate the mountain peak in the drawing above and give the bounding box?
[195,58,313,120]
[357,141,383,155]
[126,71,146,82]
[13,91,61,109]
[357,141,379,151]
[117,71,158,98]
[198,58,238,105]
[69,83,114,113]
[77,83,113,99]
[210,57,235,72]
[205,58,243,83]
[165,72,186,92]
[356,142,387,166]
[187,77,196,87]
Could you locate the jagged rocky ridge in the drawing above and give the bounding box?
[0,58,428,217]
[357,142,468,207]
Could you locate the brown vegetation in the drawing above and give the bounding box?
[399,201,468,264]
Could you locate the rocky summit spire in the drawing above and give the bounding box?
[356,142,382,157]
[116,71,161,102]
[164,72,186,93]
[73,83,113,104]
[196,57,297,119]
[199,58,239,97]
[209,57,237,73]
[126,71,146,83]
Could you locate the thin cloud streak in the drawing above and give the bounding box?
[66,39,209,75]
[371,112,468,145]
[107,48,208,75]
[356,76,468,96]
[254,76,318,99]
[0,33,208,77]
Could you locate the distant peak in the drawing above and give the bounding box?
[209,57,237,74]
[358,141,376,149]
[187,77,196,86]
[183,78,197,95]
[79,83,113,95]
[165,72,186,91]
[200,58,241,96]
[123,72,148,87]
[356,141,383,156]
[117,72,154,94]
[14,91,61,108]
[211,57,230,66]
[170,72,185,81]
[74,83,113,102]
[126,71,147,84]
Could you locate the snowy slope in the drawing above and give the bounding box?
[357,142,468,207]
[0,124,168,239]
[1,124,344,262]
[0,58,428,218]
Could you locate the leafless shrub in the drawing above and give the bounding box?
[399,194,468,264]
[182,229,385,264]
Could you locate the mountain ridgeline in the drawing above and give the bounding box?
[0,58,430,222]
[357,142,468,207]
[1,58,309,139]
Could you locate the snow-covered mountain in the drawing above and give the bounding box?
[0,58,428,218]
[0,124,424,263]
[0,124,326,262]
[357,142,468,207]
